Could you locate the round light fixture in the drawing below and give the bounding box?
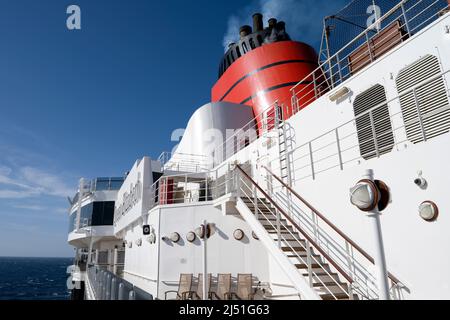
[170,232,181,243]
[233,229,245,241]
[186,231,196,243]
[349,179,380,212]
[419,201,439,222]
[195,226,205,239]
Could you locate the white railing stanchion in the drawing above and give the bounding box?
[308,142,315,180]
[276,208,282,249]
[305,239,314,288]
[335,128,344,170]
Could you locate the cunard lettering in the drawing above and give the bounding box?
[115,178,142,218]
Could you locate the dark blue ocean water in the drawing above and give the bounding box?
[0,257,72,300]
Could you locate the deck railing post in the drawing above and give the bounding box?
[118,283,125,300]
[365,32,373,62]
[253,184,259,220]
[111,278,117,300]
[276,209,282,249]
[337,53,343,83]
[312,72,318,99]
[335,128,343,170]
[105,274,111,300]
[308,142,315,180]
[305,240,313,288]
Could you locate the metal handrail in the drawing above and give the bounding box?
[208,0,448,169]
[294,0,447,93]
[238,177,350,299]
[272,67,450,184]
[263,165,400,285]
[235,164,354,284]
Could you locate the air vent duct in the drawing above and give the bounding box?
[353,84,394,160]
[396,55,450,144]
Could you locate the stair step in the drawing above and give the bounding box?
[265,228,295,234]
[295,263,322,269]
[275,240,307,248]
[259,219,288,226]
[287,253,321,261]
[269,233,302,241]
[320,292,354,300]
[281,246,307,253]
[247,206,275,213]
[302,272,341,285]
[263,225,294,233]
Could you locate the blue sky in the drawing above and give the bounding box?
[0,0,347,257]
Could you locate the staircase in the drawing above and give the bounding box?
[239,196,356,300]
[233,163,404,300]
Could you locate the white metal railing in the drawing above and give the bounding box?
[270,68,450,183]
[261,166,405,300]
[114,161,236,224]
[87,265,153,300]
[158,151,209,173]
[209,0,449,169]
[211,100,281,168]
[234,165,354,300]
[292,0,449,105]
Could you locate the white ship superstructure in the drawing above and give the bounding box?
[68,0,450,300]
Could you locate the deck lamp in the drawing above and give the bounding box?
[195,223,216,239]
[349,179,380,211]
[349,169,391,300]
[350,179,390,212]
[170,232,181,243]
[329,87,350,102]
[233,229,245,241]
[419,201,439,221]
[186,231,196,242]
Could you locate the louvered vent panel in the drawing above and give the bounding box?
[396,55,450,144]
[353,84,394,160]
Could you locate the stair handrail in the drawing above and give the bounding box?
[235,164,354,285]
[263,165,401,285]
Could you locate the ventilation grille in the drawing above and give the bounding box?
[353,84,394,160]
[396,54,450,143]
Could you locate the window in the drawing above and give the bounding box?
[109,178,124,190]
[91,201,115,226]
[73,201,115,229]
[95,178,110,190]
[353,84,394,160]
[80,202,93,227]
[68,211,77,233]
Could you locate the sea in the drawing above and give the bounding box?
[0,257,73,300]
